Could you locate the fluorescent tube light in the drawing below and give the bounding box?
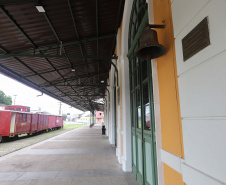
[36,5,45,12]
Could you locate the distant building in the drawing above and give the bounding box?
[5,105,30,112]
[77,116,90,124]
[96,111,104,125]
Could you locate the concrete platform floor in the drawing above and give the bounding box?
[0,125,138,185]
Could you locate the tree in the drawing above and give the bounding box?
[63,114,67,121]
[0,90,12,105]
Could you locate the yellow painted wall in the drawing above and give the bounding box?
[153,0,184,157]
[164,163,185,185]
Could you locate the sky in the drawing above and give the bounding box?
[0,73,84,116]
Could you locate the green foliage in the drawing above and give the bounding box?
[63,114,67,121]
[0,90,12,105]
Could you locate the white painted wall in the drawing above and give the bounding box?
[172,0,210,38]
[109,60,116,145]
[178,52,226,118]
[148,0,165,184]
[168,0,226,184]
[116,100,121,163]
[152,60,165,185]
[120,0,133,172]
[116,30,122,164]
[174,0,226,76]
[182,119,226,183]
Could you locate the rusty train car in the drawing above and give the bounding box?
[0,110,63,142]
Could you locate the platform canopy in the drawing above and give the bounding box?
[0,0,124,111]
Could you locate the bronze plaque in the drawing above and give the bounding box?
[182,17,210,61]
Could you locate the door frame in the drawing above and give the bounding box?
[128,0,158,184]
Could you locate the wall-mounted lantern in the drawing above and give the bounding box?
[135,24,166,60]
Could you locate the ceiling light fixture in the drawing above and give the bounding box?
[35,0,45,12]
[71,69,75,72]
[101,80,104,83]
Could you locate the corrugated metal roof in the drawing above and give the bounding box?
[0,0,124,111]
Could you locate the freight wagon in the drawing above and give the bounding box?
[48,115,63,130]
[0,110,63,142]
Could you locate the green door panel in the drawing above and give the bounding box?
[144,141,153,185]
[133,134,137,166]
[137,137,143,175]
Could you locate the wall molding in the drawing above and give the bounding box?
[160,149,225,185]
[161,149,182,174]
[181,163,225,185]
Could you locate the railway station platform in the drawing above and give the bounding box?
[0,125,138,185]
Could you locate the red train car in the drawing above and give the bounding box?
[5,105,30,112]
[49,115,57,129]
[14,112,32,135]
[49,115,64,129]
[0,110,64,142]
[57,116,64,128]
[31,114,39,133]
[0,111,31,137]
[38,114,49,131]
[0,111,12,137]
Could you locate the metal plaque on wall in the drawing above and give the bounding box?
[182,17,210,61]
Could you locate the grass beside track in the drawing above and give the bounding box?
[0,123,84,157]
[63,123,84,130]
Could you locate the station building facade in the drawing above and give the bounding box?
[104,0,226,185]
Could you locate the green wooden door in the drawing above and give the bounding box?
[128,0,158,185]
